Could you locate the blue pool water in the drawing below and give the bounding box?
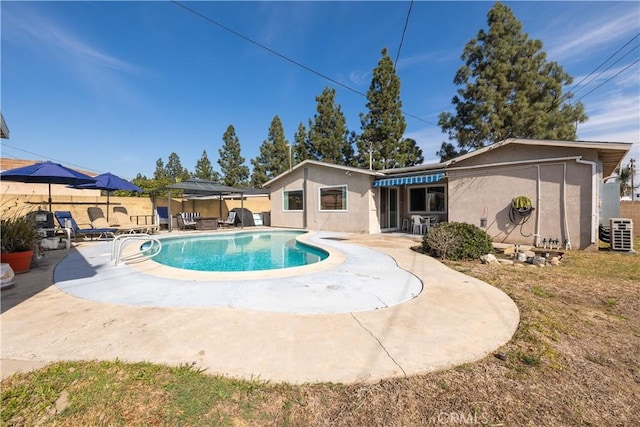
[150,230,328,272]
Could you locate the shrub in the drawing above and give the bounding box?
[1,215,41,253]
[422,222,493,260]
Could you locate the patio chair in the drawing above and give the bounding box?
[112,206,158,234]
[87,207,139,234]
[411,215,427,235]
[218,211,236,228]
[156,206,169,230]
[176,212,197,230]
[54,211,117,242]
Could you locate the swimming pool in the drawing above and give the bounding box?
[150,230,328,272]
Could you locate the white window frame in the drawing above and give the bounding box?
[318,185,348,212]
[407,185,446,214]
[283,189,304,211]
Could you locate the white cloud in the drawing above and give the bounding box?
[5,5,141,76]
[405,125,447,164]
[546,13,639,63]
[348,70,370,86]
[395,48,459,71]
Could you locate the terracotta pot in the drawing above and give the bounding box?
[0,250,34,274]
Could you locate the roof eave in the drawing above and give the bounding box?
[263,160,382,187]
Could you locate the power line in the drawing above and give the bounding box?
[394,0,414,70]
[1,142,102,174]
[571,43,638,97]
[170,1,366,99]
[170,1,437,127]
[564,32,639,101]
[575,58,640,103]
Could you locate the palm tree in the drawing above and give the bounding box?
[615,165,633,197]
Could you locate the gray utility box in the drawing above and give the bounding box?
[609,218,634,252]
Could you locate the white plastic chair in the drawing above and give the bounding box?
[411,215,427,235]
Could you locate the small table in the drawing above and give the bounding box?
[195,217,218,230]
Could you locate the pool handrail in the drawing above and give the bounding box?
[112,233,162,266]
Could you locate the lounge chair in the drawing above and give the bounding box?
[176,212,197,230]
[87,207,140,234]
[112,206,158,234]
[156,207,169,230]
[219,211,236,228]
[54,211,117,242]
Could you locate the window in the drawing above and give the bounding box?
[320,185,347,211]
[409,187,426,211]
[283,190,303,211]
[408,185,446,213]
[427,186,445,212]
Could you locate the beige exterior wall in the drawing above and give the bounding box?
[269,163,379,233]
[620,201,640,236]
[448,144,596,249]
[1,181,270,227]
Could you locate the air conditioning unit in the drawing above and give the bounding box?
[610,218,634,252]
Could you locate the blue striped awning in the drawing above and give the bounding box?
[372,173,445,187]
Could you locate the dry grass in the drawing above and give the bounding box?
[3,241,639,426]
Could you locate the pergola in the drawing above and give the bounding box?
[164,178,245,231]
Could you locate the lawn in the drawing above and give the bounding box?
[2,239,639,426]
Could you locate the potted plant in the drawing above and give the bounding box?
[1,215,41,274]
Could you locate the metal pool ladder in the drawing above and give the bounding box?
[111,233,162,266]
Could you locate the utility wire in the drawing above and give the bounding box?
[571,43,638,97]
[1,142,102,174]
[394,0,414,71]
[170,1,366,98]
[171,1,437,126]
[575,58,640,103]
[563,32,639,102]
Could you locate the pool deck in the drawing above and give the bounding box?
[1,230,519,384]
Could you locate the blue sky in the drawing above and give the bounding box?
[2,1,639,183]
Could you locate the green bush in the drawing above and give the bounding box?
[422,222,493,260]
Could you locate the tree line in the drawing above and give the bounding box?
[132,2,588,194]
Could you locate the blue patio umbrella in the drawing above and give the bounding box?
[0,161,96,212]
[73,172,143,220]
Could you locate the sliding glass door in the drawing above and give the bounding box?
[380,187,399,231]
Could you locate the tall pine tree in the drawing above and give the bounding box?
[153,158,166,180]
[194,150,220,182]
[218,125,249,187]
[438,2,587,160]
[251,116,290,187]
[165,152,190,182]
[292,121,313,165]
[357,47,415,170]
[308,87,353,165]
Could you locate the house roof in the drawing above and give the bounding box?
[262,137,632,188]
[376,138,631,180]
[262,159,382,187]
[379,161,446,178]
[444,138,632,177]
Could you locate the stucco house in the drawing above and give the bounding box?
[264,160,383,234]
[264,138,633,249]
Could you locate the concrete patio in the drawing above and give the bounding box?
[1,231,519,384]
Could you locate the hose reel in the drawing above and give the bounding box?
[509,196,534,224]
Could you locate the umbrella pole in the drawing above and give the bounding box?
[106,192,110,222]
[48,183,52,212]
